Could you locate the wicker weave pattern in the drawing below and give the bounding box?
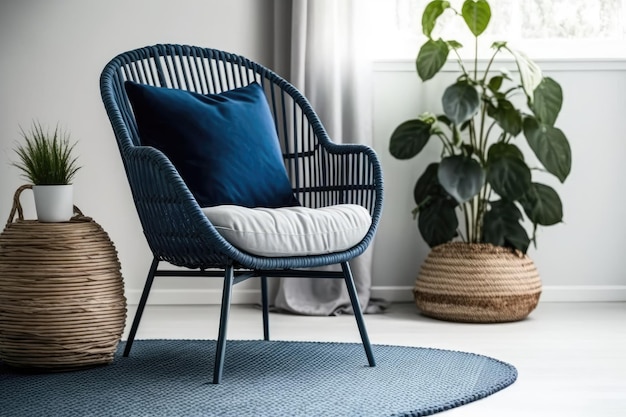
[414,242,541,323]
[100,44,384,270]
[0,186,127,370]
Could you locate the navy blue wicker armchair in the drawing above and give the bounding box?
[99,44,383,383]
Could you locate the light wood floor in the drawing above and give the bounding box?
[127,302,626,417]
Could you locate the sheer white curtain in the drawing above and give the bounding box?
[271,0,387,315]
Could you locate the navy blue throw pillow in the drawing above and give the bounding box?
[124,81,299,208]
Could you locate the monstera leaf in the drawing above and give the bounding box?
[487,98,522,137]
[506,47,543,101]
[461,0,491,36]
[438,155,485,203]
[389,119,432,159]
[416,39,449,81]
[532,77,563,126]
[442,81,480,125]
[520,183,563,226]
[422,0,451,37]
[486,143,531,200]
[523,117,571,182]
[483,200,530,253]
[413,163,445,206]
[418,198,458,247]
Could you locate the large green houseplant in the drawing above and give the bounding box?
[389,0,571,254]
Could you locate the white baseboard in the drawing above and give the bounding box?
[540,285,626,302]
[370,286,414,303]
[126,285,626,306]
[372,285,626,303]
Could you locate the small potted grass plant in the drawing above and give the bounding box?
[12,122,81,222]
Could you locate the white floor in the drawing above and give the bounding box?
[126,302,626,417]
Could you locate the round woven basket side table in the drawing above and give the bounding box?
[413,242,541,323]
[0,185,127,371]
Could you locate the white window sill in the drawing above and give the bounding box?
[373,57,626,73]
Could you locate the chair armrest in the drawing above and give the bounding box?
[122,146,244,269]
[289,140,384,233]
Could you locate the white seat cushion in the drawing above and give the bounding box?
[201,204,371,257]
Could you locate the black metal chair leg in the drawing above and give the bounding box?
[213,265,234,384]
[341,261,376,367]
[124,257,159,357]
[260,276,270,341]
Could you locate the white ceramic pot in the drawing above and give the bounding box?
[32,185,74,222]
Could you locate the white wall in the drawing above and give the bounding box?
[1,1,624,305]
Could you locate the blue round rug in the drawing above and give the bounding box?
[0,340,516,416]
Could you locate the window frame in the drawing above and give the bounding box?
[369,0,626,62]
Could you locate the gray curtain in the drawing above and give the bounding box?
[271,0,387,315]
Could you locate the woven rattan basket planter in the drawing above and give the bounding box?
[414,242,541,323]
[0,185,126,370]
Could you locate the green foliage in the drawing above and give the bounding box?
[12,122,81,185]
[389,0,572,253]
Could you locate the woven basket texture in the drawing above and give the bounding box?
[414,242,541,323]
[0,185,126,370]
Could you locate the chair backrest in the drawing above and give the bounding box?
[100,45,383,269]
[100,44,379,212]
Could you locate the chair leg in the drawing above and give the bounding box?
[213,265,234,384]
[260,276,270,341]
[124,257,159,357]
[341,261,376,367]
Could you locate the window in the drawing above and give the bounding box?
[370,0,626,60]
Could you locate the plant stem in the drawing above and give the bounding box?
[468,121,477,151]
[483,121,497,153]
[481,46,501,85]
[452,48,469,78]
[474,198,480,242]
[463,201,472,242]
[471,197,478,243]
[474,35,478,79]
[437,132,454,155]
[478,98,488,161]
[477,184,493,242]
[474,193,482,243]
